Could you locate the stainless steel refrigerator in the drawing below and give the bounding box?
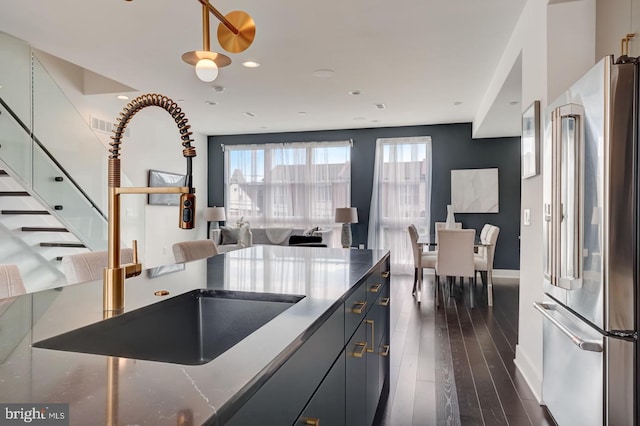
[535,55,637,425]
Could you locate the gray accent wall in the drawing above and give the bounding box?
[208,123,521,270]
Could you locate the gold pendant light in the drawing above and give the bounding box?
[180,0,256,82]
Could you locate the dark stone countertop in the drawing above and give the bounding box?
[0,245,389,425]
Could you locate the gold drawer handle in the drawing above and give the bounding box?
[351,301,367,314]
[380,297,390,306]
[366,319,375,352]
[381,344,390,357]
[369,283,382,293]
[353,342,367,358]
[381,271,390,278]
[303,418,320,426]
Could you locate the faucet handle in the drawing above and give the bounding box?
[124,239,142,279]
[132,240,139,263]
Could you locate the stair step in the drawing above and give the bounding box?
[0,191,30,196]
[40,242,86,248]
[1,210,50,215]
[21,227,69,232]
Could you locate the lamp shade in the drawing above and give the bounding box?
[204,207,226,222]
[335,207,358,224]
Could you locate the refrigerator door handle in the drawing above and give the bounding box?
[534,302,602,352]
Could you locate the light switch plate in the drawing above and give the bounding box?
[523,209,531,226]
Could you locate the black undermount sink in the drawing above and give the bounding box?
[33,289,304,365]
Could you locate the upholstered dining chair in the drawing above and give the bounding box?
[434,221,462,244]
[474,224,500,305]
[436,229,476,308]
[0,264,26,300]
[62,248,134,284]
[407,224,437,301]
[172,239,219,263]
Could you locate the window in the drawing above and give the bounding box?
[224,141,351,243]
[368,136,432,273]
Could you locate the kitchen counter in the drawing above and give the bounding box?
[0,245,389,425]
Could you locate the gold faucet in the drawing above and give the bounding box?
[104,94,196,316]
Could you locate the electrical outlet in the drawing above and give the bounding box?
[359,244,365,249]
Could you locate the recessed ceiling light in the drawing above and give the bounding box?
[117,95,129,100]
[453,101,463,106]
[298,111,307,116]
[509,101,519,106]
[205,100,218,105]
[312,69,335,78]
[371,119,381,123]
[242,61,260,68]
[349,90,361,96]
[243,112,256,118]
[375,103,386,109]
[213,85,225,92]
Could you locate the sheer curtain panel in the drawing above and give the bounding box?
[368,136,432,274]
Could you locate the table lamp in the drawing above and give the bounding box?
[204,207,226,237]
[335,207,358,248]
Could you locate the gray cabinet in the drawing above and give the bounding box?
[297,354,346,426]
[346,321,368,426]
[225,255,390,426]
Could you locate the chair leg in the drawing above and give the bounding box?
[469,276,475,308]
[412,268,418,295]
[435,274,440,309]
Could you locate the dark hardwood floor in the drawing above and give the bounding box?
[380,273,556,426]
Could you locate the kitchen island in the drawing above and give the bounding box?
[0,245,390,425]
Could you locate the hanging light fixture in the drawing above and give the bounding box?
[181,0,256,82]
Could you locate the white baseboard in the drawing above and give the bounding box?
[493,269,519,279]
[514,344,543,403]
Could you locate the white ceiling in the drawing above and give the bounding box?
[0,0,526,137]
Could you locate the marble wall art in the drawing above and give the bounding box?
[451,168,499,213]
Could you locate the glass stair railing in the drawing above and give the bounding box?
[0,31,142,291]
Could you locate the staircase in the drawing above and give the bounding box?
[0,168,91,291]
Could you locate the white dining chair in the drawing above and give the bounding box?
[407,224,437,303]
[434,221,462,244]
[436,228,476,308]
[62,249,134,284]
[474,224,500,305]
[172,239,219,263]
[0,264,26,300]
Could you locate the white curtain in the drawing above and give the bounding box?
[368,136,432,274]
[224,141,351,247]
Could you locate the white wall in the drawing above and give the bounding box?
[29,51,209,272]
[477,0,596,401]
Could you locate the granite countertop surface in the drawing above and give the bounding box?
[0,245,389,425]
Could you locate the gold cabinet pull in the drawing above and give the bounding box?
[381,344,390,357]
[369,283,382,293]
[353,342,367,358]
[351,301,367,314]
[302,418,320,426]
[366,319,375,352]
[380,297,390,306]
[381,271,390,278]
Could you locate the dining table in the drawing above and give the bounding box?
[416,233,494,307]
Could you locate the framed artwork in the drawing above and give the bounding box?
[521,100,540,179]
[451,168,499,213]
[147,169,185,205]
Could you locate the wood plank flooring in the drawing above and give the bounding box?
[379,273,556,426]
